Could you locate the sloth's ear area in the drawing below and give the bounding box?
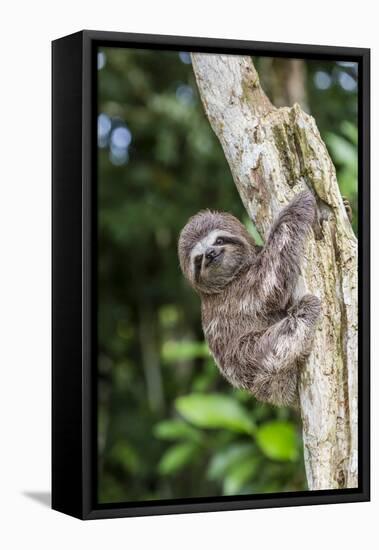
[254,243,263,254]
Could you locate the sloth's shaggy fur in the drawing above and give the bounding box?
[178,190,321,406]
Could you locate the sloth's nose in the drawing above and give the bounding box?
[205,248,217,260]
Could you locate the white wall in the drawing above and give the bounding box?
[0,1,376,548]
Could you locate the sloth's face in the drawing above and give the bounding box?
[189,229,248,293]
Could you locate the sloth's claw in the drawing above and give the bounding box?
[342,196,353,222]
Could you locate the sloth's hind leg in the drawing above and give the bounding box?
[251,294,321,406]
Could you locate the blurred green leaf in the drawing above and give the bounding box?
[158,442,198,475]
[154,419,201,442]
[243,217,264,246]
[223,456,260,495]
[161,340,210,362]
[340,120,358,145]
[326,133,357,170]
[207,443,256,480]
[339,169,358,196]
[158,305,180,329]
[176,393,255,434]
[256,421,299,462]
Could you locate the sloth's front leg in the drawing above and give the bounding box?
[254,190,317,311]
[251,295,321,406]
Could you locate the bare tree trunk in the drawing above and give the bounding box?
[191,53,358,490]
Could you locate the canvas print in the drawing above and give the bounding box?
[96,48,358,504]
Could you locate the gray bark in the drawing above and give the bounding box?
[191,53,358,490]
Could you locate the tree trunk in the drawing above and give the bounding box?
[138,303,165,414]
[191,53,358,490]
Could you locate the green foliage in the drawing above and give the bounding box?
[153,394,303,496]
[325,121,358,232]
[108,440,140,473]
[207,443,256,481]
[176,393,255,434]
[256,421,299,462]
[153,419,201,442]
[158,442,198,475]
[306,61,358,233]
[97,48,357,504]
[161,341,210,362]
[207,443,261,494]
[223,456,261,495]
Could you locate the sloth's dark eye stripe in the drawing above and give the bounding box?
[194,254,203,281]
[214,236,241,246]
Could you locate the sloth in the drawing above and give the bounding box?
[178,190,321,406]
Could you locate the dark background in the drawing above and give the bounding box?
[97,48,358,504]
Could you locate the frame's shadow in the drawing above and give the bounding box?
[23,491,51,508]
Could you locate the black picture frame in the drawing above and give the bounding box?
[52,30,370,520]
